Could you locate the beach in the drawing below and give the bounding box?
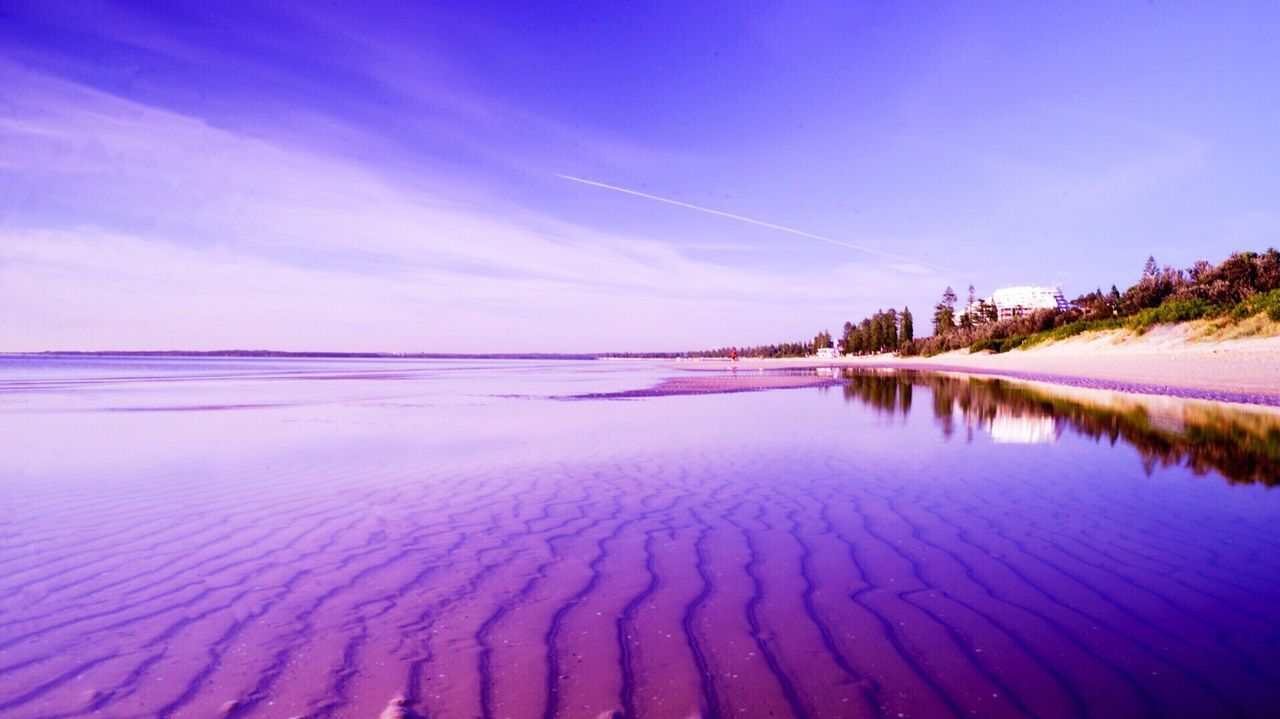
[3,356,1280,718]
[683,325,1280,406]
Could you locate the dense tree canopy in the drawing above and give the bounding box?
[841,308,909,355]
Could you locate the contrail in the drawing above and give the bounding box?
[556,173,995,282]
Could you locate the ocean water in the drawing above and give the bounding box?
[2,356,1279,718]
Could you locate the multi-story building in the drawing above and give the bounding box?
[989,286,1069,321]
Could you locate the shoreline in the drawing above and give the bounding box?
[673,326,1280,408]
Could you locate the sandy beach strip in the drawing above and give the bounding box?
[672,325,1280,406]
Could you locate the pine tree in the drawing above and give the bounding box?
[933,287,957,335]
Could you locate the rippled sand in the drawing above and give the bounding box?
[3,357,1280,718]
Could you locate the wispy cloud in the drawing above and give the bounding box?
[890,263,936,275]
[555,174,997,281]
[0,66,905,351]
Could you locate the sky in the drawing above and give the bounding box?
[2,1,1279,352]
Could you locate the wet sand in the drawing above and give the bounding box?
[566,372,845,399]
[3,357,1280,718]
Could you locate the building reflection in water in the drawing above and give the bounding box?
[986,411,1059,444]
[840,368,1280,486]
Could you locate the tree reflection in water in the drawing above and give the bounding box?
[841,368,1280,486]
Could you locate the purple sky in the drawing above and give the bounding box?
[3,2,1279,352]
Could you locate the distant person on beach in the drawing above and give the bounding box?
[730,349,738,362]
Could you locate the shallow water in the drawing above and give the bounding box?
[2,356,1280,718]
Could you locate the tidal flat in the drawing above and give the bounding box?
[2,356,1280,718]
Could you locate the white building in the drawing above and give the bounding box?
[814,347,839,360]
[989,286,1069,321]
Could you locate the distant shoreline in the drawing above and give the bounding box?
[11,329,1280,409]
[2,350,613,360]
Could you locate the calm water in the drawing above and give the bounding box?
[2,356,1280,718]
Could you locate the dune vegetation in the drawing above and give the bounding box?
[879,249,1280,357]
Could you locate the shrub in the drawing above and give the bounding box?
[1126,298,1221,331]
[1020,318,1122,347]
[1231,288,1280,322]
[1000,336,1028,352]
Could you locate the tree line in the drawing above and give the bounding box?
[686,340,817,359]
[904,248,1280,356]
[840,307,914,355]
[690,248,1280,359]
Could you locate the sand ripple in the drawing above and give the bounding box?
[3,372,1279,718]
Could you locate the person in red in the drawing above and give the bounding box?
[730,349,738,362]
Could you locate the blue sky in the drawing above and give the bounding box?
[3,1,1278,351]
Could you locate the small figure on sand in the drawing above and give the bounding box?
[730,349,738,362]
